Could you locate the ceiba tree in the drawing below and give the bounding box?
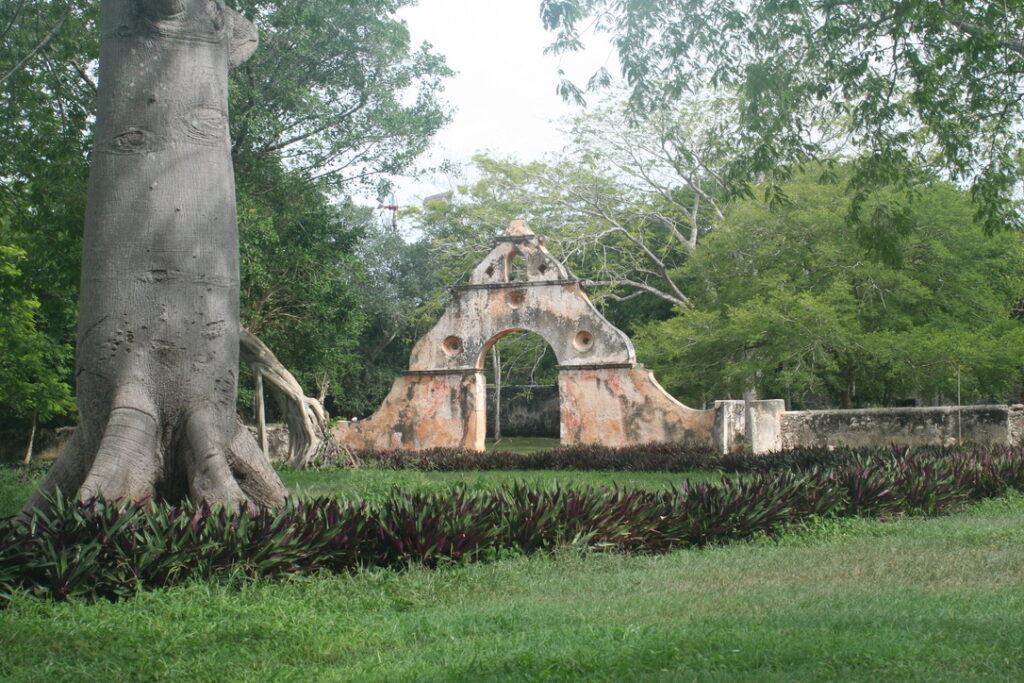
[26,0,287,510]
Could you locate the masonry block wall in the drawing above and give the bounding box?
[713,402,1024,453]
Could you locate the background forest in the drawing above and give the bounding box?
[3,0,1024,438]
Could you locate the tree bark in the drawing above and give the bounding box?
[239,328,335,469]
[254,368,267,455]
[25,0,286,512]
[21,414,36,466]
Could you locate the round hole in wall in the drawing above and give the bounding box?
[441,335,463,356]
[573,330,595,353]
[508,290,526,308]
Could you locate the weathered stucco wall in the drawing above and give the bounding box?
[332,371,485,451]
[559,366,714,447]
[780,405,1024,449]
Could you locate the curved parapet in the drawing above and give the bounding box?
[559,365,714,447]
[409,221,635,372]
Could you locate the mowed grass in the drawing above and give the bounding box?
[281,435,721,501]
[1,461,1022,680]
[0,464,719,517]
[279,468,719,503]
[0,464,45,518]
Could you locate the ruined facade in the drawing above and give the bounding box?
[332,221,714,451]
[332,220,1024,454]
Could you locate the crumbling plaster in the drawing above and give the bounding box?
[332,220,713,451]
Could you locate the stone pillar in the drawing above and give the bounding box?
[745,399,785,454]
[713,400,747,454]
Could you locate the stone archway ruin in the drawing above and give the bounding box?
[332,220,715,451]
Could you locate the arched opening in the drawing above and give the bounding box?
[505,249,529,282]
[480,329,560,449]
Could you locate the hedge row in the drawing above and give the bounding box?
[352,442,961,473]
[2,447,1022,606]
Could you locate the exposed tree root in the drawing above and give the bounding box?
[240,328,351,469]
[23,413,287,516]
[79,405,160,502]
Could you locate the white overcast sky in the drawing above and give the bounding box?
[390,0,615,206]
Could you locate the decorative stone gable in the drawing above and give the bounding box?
[332,220,714,451]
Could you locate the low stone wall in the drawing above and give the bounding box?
[711,402,1024,454]
[780,405,1024,450]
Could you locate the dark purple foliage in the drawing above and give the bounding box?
[1,446,1021,606]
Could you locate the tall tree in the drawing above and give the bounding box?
[542,0,1024,239]
[28,0,286,510]
[539,94,733,311]
[1,0,452,433]
[635,170,1024,408]
[228,0,451,194]
[0,244,75,435]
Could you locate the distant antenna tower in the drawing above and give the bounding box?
[378,194,399,230]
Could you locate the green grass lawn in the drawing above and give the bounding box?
[279,468,719,503]
[2,494,1021,681]
[0,464,44,519]
[3,463,1023,680]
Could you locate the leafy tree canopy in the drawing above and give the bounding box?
[341,220,449,416]
[0,0,96,377]
[0,243,75,427]
[229,0,452,194]
[542,0,1024,242]
[237,162,369,407]
[634,169,1024,409]
[0,0,452,424]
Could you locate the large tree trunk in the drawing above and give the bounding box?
[25,0,286,512]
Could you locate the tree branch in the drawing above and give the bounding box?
[944,13,1024,56]
[70,59,97,95]
[240,327,334,469]
[0,9,69,86]
[581,278,691,307]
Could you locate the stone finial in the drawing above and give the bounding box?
[506,219,534,236]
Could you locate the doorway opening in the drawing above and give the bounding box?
[482,330,560,450]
